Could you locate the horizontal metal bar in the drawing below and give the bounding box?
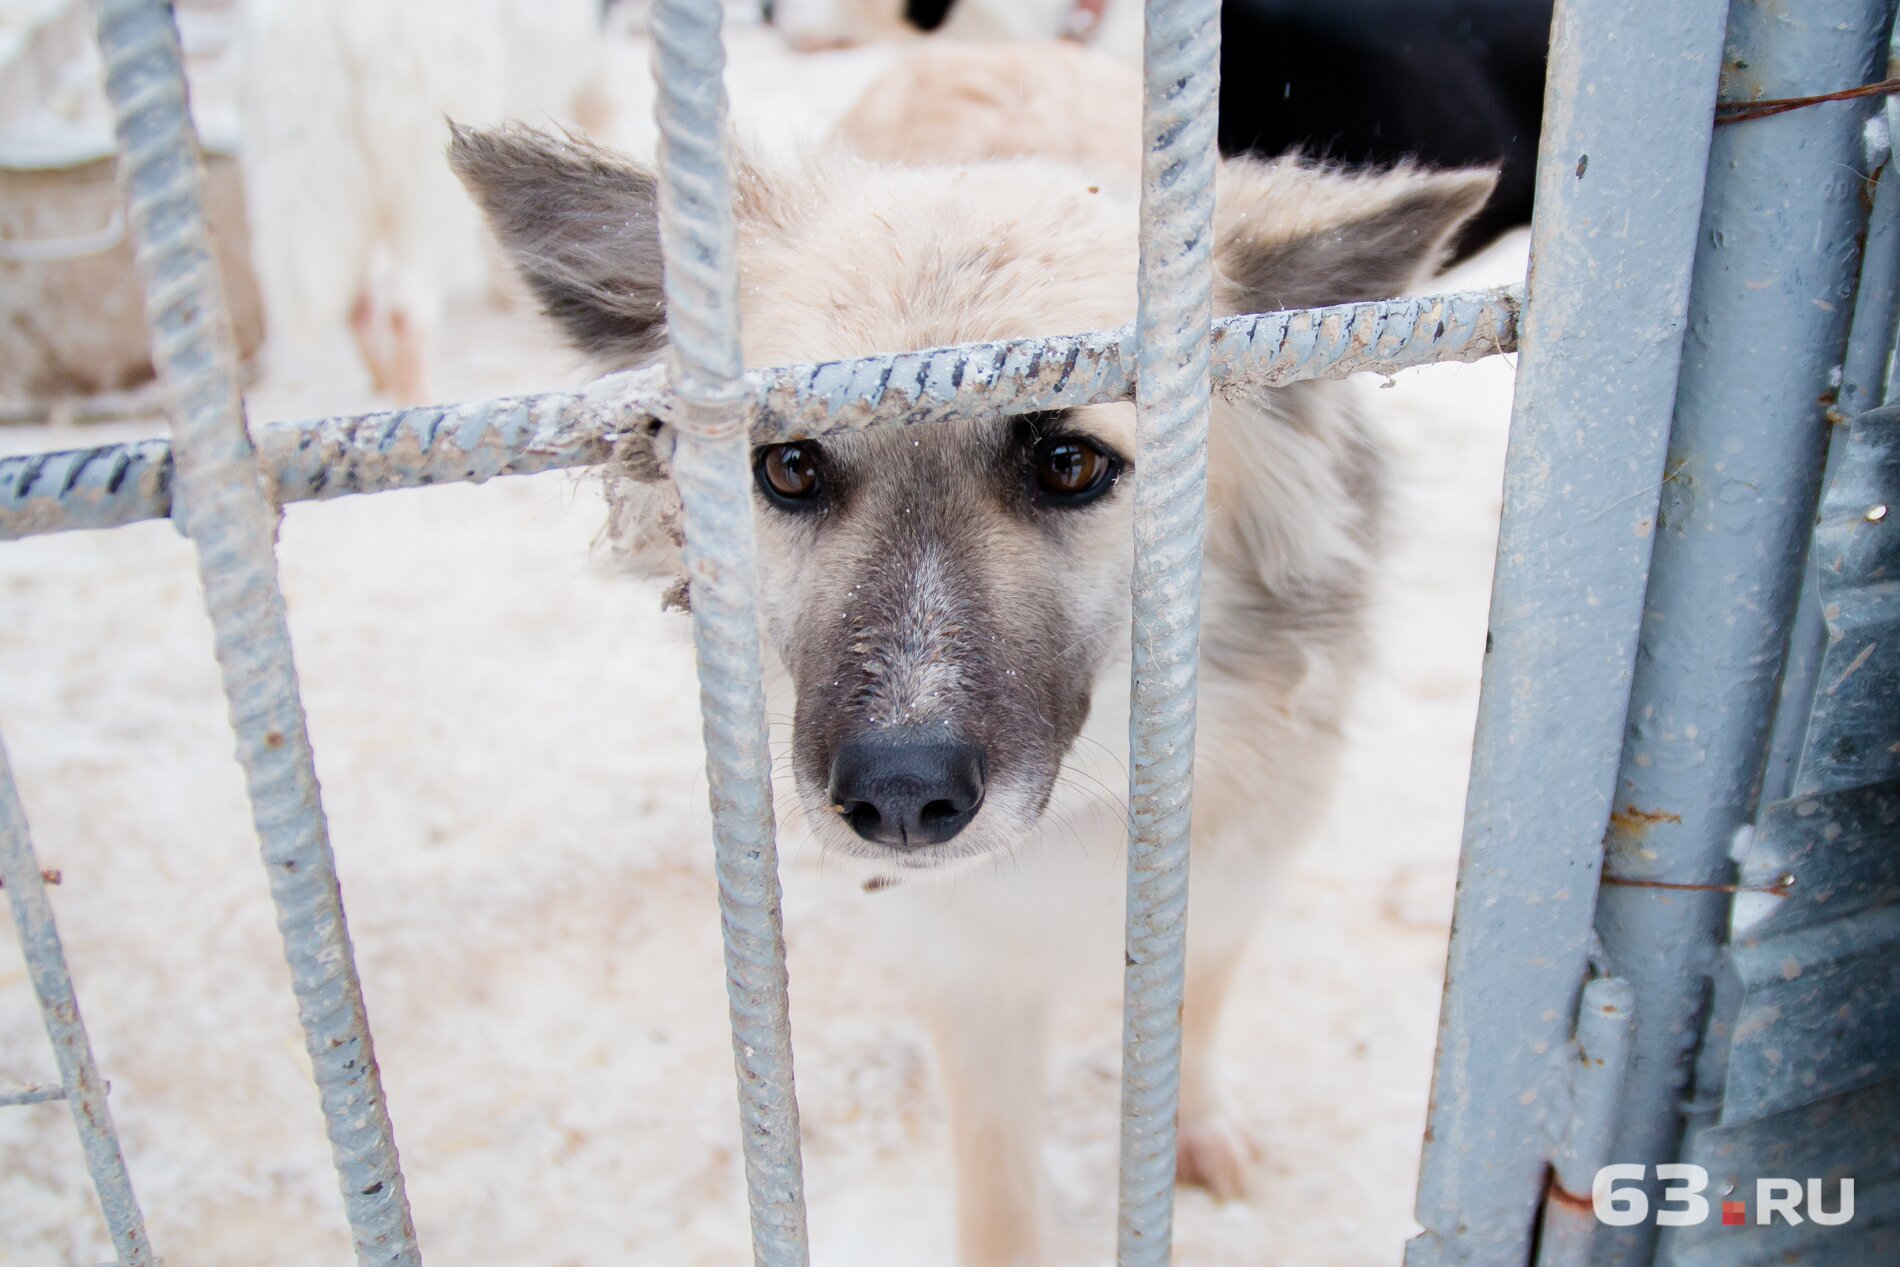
[0,286,1519,542]
[0,865,62,887]
[0,1081,71,1107]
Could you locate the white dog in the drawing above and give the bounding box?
[238,0,608,403]
[452,123,1490,1265]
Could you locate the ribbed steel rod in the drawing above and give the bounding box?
[88,2,421,1263]
[1117,1,1220,1263]
[0,733,155,1266]
[0,286,1519,542]
[648,2,809,1264]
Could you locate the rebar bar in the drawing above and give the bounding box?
[1116,1,1220,1263]
[0,287,1517,543]
[89,2,420,1262]
[0,733,155,1265]
[648,2,809,1263]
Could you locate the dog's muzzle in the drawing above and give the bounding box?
[826,728,986,847]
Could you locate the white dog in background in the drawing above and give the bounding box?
[237,0,608,404]
[833,37,1143,179]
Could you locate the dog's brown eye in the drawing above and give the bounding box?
[1034,437,1117,504]
[756,443,823,507]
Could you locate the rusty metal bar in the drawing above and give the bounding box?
[0,733,155,1266]
[0,286,1519,542]
[0,1081,71,1107]
[1115,0,1219,1263]
[87,1,421,1263]
[647,1,810,1264]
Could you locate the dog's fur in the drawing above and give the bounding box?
[451,123,1490,1265]
[835,39,1144,181]
[238,0,607,404]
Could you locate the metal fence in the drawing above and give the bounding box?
[2,0,1894,1265]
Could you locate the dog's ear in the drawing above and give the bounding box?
[449,122,667,365]
[1212,158,1497,316]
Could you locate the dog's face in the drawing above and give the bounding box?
[748,403,1137,865]
[452,125,1490,870]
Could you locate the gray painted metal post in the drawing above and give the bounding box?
[1408,1,1731,1263]
[1536,978,1637,1267]
[1592,5,1897,1264]
[1116,0,1219,1263]
[87,2,422,1263]
[1760,69,1900,805]
[0,735,155,1265]
[647,2,810,1263]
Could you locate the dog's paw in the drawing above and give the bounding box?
[1176,1115,1262,1202]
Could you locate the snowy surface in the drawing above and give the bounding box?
[0,16,1524,1267]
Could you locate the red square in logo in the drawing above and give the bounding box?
[1722,1201,1747,1226]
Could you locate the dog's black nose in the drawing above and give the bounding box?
[828,732,986,847]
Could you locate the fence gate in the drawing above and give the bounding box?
[1413,2,1900,1266]
[1,1,1895,1266]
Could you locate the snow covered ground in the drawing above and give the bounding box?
[0,13,1524,1267]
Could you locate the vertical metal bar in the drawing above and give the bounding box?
[0,734,155,1266]
[1760,66,1900,805]
[87,3,421,1263]
[1535,978,1636,1267]
[1116,1,1219,1264]
[647,3,810,1264]
[1593,5,1896,1264]
[1407,2,1731,1264]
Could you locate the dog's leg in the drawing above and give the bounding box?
[384,305,430,406]
[348,290,396,396]
[926,987,1047,1267]
[1176,936,1261,1200]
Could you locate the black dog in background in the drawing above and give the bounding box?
[1214,0,1549,254]
[776,0,1552,259]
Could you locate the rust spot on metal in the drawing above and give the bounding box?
[1545,1181,1595,1214]
[0,867,60,888]
[1609,805,1682,834]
